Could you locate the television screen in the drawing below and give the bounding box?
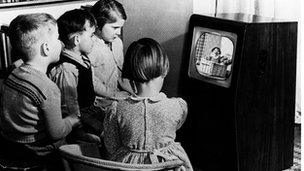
[188,26,237,88]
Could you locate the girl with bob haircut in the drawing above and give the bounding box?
[123,37,169,83]
[103,38,193,170]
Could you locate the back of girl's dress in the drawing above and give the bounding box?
[103,92,192,169]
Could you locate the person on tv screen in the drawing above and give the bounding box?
[206,46,221,63]
[207,47,232,66]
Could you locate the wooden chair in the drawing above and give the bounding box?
[59,144,184,171]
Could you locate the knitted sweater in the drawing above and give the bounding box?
[0,64,74,143]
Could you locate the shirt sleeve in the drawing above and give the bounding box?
[92,70,116,98]
[93,70,131,99]
[103,101,121,157]
[115,39,135,95]
[49,65,80,117]
[176,98,188,130]
[41,86,74,140]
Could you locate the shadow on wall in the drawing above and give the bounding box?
[161,33,189,97]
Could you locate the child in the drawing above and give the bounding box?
[206,47,221,63]
[88,0,134,109]
[103,38,193,170]
[0,13,80,170]
[49,9,103,142]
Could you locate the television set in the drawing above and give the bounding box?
[188,27,237,88]
[180,13,297,171]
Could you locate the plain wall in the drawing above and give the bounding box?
[118,0,193,97]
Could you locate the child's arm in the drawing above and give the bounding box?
[93,74,129,99]
[92,69,132,99]
[176,98,188,130]
[42,89,80,140]
[49,65,81,117]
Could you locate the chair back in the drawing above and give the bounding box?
[59,144,184,171]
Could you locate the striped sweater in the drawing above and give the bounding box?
[0,64,74,144]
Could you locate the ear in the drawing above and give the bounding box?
[73,34,80,46]
[41,42,50,56]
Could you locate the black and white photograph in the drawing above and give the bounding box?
[0,0,301,170]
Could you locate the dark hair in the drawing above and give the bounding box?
[8,13,57,61]
[123,38,169,83]
[91,0,127,29]
[211,47,221,54]
[57,9,96,46]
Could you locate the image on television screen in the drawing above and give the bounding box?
[188,27,237,88]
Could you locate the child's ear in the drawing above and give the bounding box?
[73,34,80,46]
[41,42,50,56]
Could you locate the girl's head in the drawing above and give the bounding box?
[123,38,169,84]
[210,47,221,56]
[91,0,127,43]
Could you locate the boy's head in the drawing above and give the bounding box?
[91,0,127,43]
[57,9,96,55]
[123,38,169,83]
[8,13,62,63]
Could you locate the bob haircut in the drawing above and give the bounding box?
[57,9,96,47]
[8,13,57,61]
[90,0,127,29]
[123,38,169,83]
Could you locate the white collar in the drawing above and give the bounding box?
[129,92,167,102]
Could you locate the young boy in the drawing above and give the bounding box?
[49,9,103,142]
[0,13,80,169]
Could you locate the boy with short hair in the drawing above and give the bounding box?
[49,9,103,142]
[0,13,80,169]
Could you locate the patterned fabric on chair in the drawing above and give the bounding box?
[59,144,184,171]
